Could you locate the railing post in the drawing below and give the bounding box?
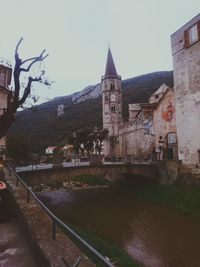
[6,163,115,267]
[52,218,56,240]
[27,190,30,203]
[16,176,19,186]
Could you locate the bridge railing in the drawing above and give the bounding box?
[6,163,115,267]
[103,155,152,165]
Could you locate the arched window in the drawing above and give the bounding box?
[105,95,109,102]
[111,105,116,112]
[110,83,115,90]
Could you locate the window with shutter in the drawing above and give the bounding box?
[184,30,189,47]
[189,24,198,44]
[198,20,200,39]
[184,21,200,47]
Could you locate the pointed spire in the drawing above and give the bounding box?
[104,46,118,77]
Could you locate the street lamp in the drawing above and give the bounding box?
[93,127,99,154]
[72,132,78,166]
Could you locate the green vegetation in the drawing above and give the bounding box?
[70,174,112,186]
[6,134,31,164]
[9,71,173,152]
[135,184,200,217]
[69,224,140,267]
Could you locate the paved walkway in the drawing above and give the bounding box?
[0,217,39,267]
[1,167,96,267]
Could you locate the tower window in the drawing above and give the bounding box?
[110,83,115,90]
[105,95,109,102]
[111,105,116,112]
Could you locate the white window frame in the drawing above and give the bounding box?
[188,24,198,45]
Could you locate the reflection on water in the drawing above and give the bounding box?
[37,186,200,267]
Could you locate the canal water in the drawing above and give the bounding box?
[37,184,200,267]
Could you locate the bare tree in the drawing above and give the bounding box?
[0,38,49,139]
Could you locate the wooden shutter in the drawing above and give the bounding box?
[197,20,200,41]
[184,29,189,47]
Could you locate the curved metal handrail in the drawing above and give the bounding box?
[6,163,115,267]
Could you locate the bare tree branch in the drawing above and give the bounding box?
[0,38,49,139]
[18,71,45,106]
[15,37,23,60]
[21,49,46,64]
[20,50,49,72]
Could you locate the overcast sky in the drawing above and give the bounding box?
[0,0,199,103]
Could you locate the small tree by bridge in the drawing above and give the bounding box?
[67,128,108,158]
[87,127,109,155]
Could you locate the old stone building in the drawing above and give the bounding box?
[171,14,200,167]
[102,13,200,169]
[102,48,177,160]
[0,64,12,156]
[101,48,122,157]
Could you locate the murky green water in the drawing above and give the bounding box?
[37,185,200,267]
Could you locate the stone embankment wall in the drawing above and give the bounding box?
[155,161,180,184]
[19,164,159,186]
[3,167,95,267]
[155,160,200,184]
[19,163,195,187]
[178,164,200,184]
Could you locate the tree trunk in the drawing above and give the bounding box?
[0,112,15,139]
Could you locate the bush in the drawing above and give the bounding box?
[70,174,112,186]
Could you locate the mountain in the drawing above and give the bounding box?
[72,84,101,103]
[9,71,173,152]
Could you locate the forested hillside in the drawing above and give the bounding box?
[9,71,173,152]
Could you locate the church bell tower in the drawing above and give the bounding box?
[101,47,122,156]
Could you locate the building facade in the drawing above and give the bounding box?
[101,48,122,156]
[102,14,200,170]
[171,14,200,166]
[102,49,177,160]
[0,64,12,157]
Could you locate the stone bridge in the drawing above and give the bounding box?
[18,163,160,186]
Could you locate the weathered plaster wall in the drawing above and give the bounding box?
[0,89,8,148]
[0,90,7,108]
[153,89,177,158]
[171,15,200,165]
[118,113,154,158]
[116,88,178,160]
[102,76,122,156]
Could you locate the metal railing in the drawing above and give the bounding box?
[6,163,115,267]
